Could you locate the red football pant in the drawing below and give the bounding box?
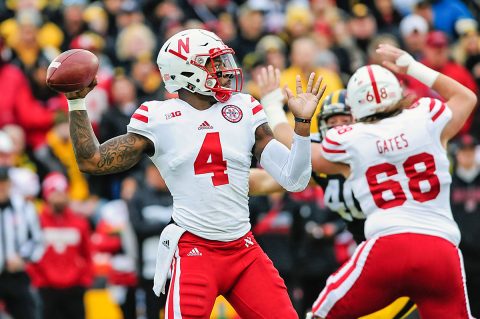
[312,233,473,319]
[165,231,298,319]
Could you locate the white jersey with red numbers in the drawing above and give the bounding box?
[127,93,267,241]
[321,97,461,245]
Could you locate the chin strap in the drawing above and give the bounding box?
[214,90,232,103]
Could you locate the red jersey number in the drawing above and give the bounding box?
[194,132,229,186]
[366,152,440,209]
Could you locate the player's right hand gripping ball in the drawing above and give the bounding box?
[46,49,99,93]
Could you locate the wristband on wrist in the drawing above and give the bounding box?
[396,54,439,88]
[294,117,311,123]
[67,98,87,111]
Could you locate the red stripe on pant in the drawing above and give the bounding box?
[312,241,368,313]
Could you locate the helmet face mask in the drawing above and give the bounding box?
[157,29,243,103]
[346,64,402,121]
[317,89,352,140]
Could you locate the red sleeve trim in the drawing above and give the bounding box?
[325,136,341,146]
[139,104,148,111]
[431,103,446,122]
[132,113,148,123]
[252,104,263,115]
[428,98,435,112]
[322,145,346,154]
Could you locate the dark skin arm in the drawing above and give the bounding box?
[65,82,154,175]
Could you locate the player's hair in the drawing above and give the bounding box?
[358,95,415,123]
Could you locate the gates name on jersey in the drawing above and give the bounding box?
[127,93,266,241]
[321,97,460,245]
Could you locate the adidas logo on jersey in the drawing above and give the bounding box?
[198,121,213,130]
[187,247,202,256]
[162,240,170,249]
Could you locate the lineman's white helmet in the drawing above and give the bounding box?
[157,29,242,103]
[346,64,402,120]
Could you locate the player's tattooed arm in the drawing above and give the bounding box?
[69,111,153,175]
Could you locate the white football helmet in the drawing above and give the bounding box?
[157,29,243,103]
[346,64,402,120]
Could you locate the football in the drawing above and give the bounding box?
[46,49,99,93]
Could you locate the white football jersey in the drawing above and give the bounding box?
[321,98,461,245]
[127,93,267,241]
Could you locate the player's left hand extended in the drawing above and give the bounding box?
[256,65,281,99]
[284,72,326,120]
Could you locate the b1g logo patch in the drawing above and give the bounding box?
[222,105,243,123]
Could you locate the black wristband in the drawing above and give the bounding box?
[294,117,311,123]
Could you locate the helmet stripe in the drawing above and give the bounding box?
[331,89,341,105]
[366,65,381,104]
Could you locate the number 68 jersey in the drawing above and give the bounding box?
[127,93,267,242]
[321,98,461,245]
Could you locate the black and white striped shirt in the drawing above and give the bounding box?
[0,195,44,273]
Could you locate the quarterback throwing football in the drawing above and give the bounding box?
[63,29,324,318]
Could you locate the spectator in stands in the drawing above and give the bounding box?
[415,0,473,39]
[0,35,54,150]
[61,0,87,51]
[281,4,314,47]
[93,74,145,200]
[230,3,265,63]
[399,14,429,59]
[28,172,93,319]
[115,23,156,71]
[0,165,43,319]
[91,199,137,319]
[421,31,478,134]
[0,131,40,200]
[128,163,173,319]
[371,0,402,36]
[450,135,480,318]
[116,0,144,31]
[35,112,90,200]
[2,125,36,171]
[131,54,163,102]
[453,19,480,85]
[255,35,287,72]
[281,36,343,133]
[347,4,377,54]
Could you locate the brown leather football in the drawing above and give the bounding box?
[46,49,99,93]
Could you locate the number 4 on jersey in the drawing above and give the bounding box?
[194,132,229,186]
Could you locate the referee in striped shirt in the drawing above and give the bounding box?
[0,165,44,319]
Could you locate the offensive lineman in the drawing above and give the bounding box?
[61,29,324,318]
[252,70,417,318]
[263,44,476,318]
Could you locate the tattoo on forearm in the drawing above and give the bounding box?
[93,135,143,174]
[69,111,145,175]
[69,111,98,160]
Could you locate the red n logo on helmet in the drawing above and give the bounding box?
[168,38,190,61]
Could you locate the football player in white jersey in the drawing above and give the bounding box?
[262,45,477,318]
[61,29,325,318]
[252,70,418,319]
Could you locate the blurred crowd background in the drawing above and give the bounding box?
[1,0,480,318]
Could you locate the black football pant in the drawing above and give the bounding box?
[39,286,85,319]
[0,272,36,319]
